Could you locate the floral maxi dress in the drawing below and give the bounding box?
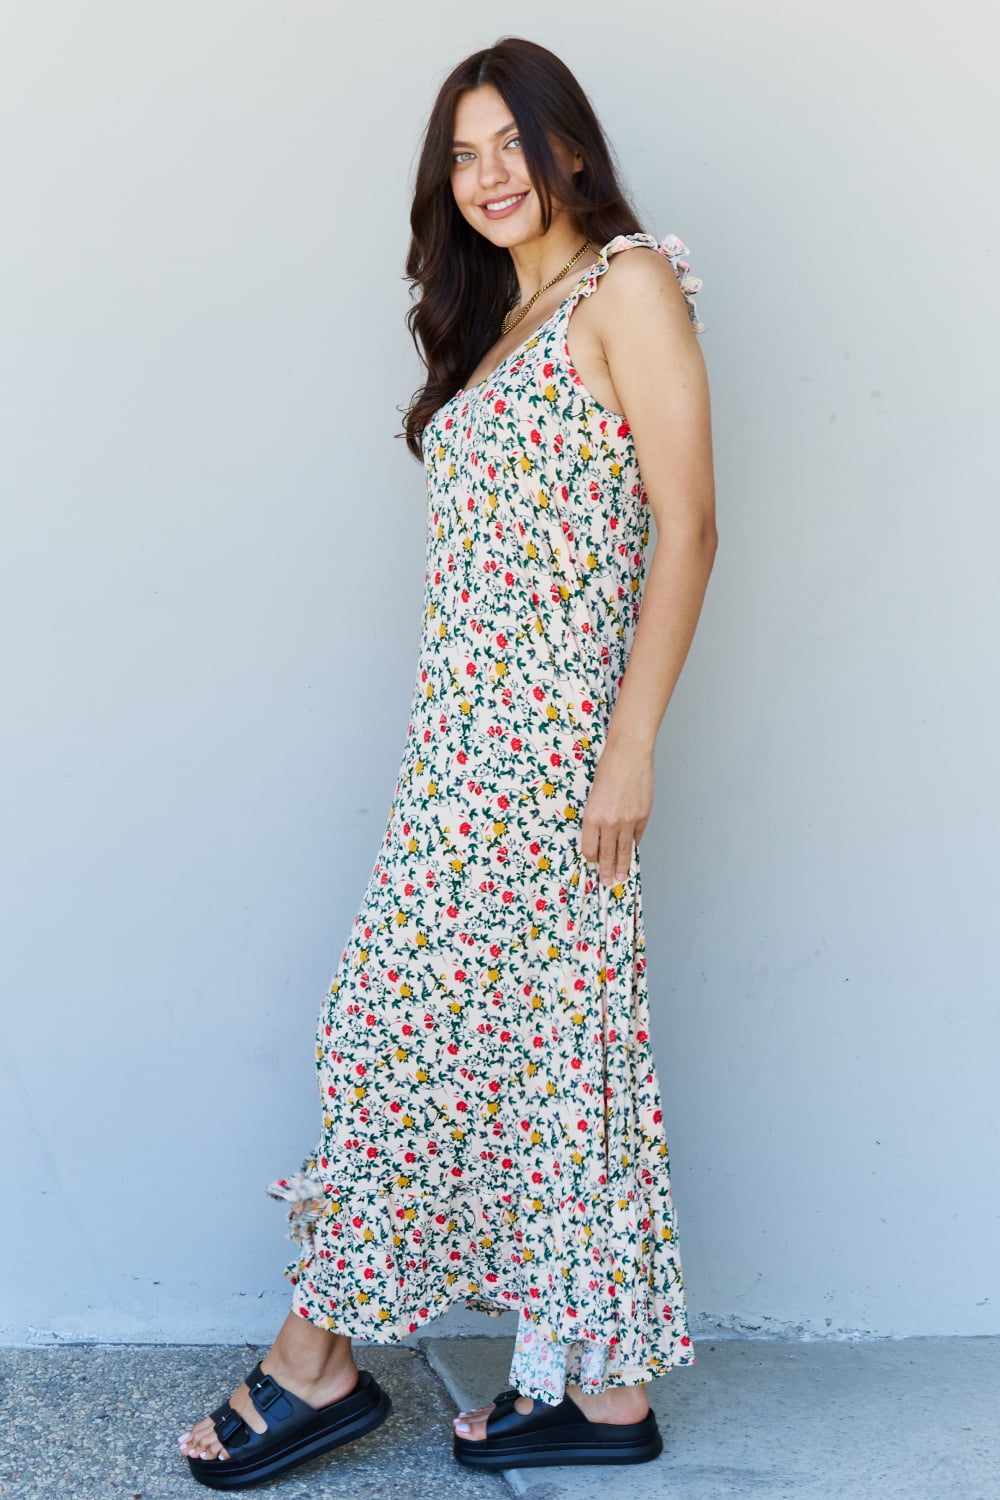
[268,231,705,1404]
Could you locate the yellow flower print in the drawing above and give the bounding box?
[274,231,700,1384]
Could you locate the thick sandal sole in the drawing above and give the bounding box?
[187,1386,392,1490]
[454,1418,663,1470]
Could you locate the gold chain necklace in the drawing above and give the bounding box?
[500,238,594,336]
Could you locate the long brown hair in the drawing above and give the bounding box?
[399,37,643,460]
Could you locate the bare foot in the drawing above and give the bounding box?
[452,1382,650,1442]
[178,1314,357,1463]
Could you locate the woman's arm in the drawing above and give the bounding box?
[579,247,718,887]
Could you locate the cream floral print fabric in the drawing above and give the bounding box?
[268,232,704,1404]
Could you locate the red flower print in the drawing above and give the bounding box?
[272,231,699,1383]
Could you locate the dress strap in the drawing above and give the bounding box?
[566,231,705,333]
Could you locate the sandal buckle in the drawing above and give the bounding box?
[214,1408,247,1445]
[249,1372,284,1411]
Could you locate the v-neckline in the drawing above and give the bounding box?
[456,264,596,399]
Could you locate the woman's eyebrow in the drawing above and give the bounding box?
[451,120,518,147]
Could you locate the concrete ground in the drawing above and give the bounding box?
[0,1344,509,1500]
[1,1335,997,1500]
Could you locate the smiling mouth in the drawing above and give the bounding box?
[481,192,528,211]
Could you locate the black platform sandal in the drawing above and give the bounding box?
[452,1385,663,1470]
[186,1361,392,1490]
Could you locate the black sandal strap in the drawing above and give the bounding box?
[244,1363,301,1425]
[210,1401,251,1449]
[485,1389,588,1439]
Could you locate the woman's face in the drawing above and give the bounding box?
[449,84,582,248]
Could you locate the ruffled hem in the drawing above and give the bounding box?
[265,1160,693,1404]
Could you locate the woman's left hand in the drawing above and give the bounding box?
[579,740,654,887]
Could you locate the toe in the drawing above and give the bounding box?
[180,1417,227,1460]
[453,1402,495,1441]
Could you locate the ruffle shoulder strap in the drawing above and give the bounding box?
[569,231,705,334]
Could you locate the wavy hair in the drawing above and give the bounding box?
[399,37,643,460]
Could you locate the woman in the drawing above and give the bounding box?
[179,34,716,1489]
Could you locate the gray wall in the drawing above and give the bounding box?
[2,1,997,1344]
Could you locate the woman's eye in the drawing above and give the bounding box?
[453,137,520,165]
